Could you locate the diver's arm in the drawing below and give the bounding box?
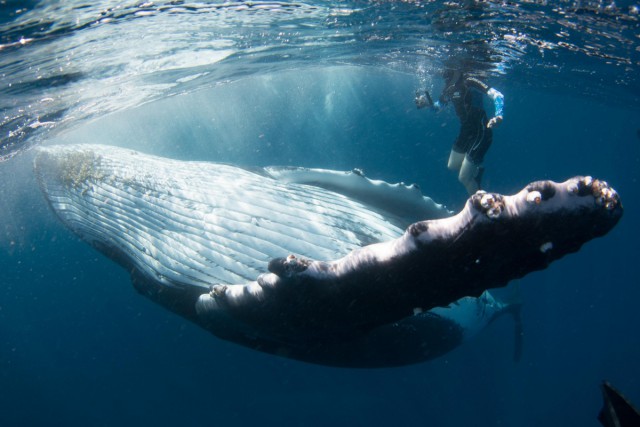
[432,79,459,111]
[434,89,451,110]
[415,89,445,111]
[414,90,433,109]
[486,87,504,128]
[465,77,504,128]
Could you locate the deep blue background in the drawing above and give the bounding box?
[1,68,639,426]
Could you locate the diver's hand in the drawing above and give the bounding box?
[487,116,503,129]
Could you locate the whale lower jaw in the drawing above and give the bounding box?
[34,144,622,367]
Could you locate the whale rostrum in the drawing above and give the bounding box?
[34,144,622,367]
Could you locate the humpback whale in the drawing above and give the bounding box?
[34,144,622,367]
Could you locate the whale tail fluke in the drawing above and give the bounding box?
[505,283,524,363]
[489,283,524,362]
[511,302,524,363]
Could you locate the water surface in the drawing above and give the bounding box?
[1,1,639,426]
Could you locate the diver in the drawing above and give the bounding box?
[416,69,504,194]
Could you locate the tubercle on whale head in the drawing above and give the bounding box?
[571,176,621,212]
[462,177,623,265]
[459,176,623,231]
[406,176,622,257]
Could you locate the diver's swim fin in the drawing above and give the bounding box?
[598,381,640,427]
[498,282,524,362]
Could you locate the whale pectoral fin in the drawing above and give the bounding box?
[265,166,452,225]
[195,177,622,343]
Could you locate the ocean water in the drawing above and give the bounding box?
[1,1,639,426]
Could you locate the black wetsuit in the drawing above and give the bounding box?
[439,76,492,165]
